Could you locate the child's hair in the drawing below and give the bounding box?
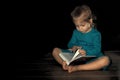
[71,5,97,27]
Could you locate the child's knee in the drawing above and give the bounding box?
[52,48,61,56]
[101,56,112,70]
[101,56,110,66]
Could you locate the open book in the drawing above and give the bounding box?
[59,49,96,65]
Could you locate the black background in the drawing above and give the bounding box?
[18,0,120,56]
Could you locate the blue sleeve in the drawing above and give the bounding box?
[67,30,77,48]
[82,33,102,56]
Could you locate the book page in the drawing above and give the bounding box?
[71,49,81,61]
[59,52,74,65]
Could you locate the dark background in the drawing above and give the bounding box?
[18,0,120,56]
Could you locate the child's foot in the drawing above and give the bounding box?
[62,61,68,70]
[68,66,78,73]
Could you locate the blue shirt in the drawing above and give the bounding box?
[67,28,104,57]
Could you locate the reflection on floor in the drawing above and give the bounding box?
[16,51,120,80]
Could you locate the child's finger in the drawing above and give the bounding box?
[77,46,82,49]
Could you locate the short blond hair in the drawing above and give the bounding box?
[71,5,93,21]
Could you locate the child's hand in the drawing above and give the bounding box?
[79,49,86,56]
[71,46,81,52]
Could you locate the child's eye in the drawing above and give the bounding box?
[81,25,84,26]
[80,24,85,26]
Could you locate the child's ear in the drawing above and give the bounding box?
[89,18,93,24]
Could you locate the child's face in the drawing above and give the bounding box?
[73,17,92,33]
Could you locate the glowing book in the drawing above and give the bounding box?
[59,49,96,65]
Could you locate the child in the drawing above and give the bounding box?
[52,5,111,73]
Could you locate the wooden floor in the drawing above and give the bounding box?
[16,51,120,80]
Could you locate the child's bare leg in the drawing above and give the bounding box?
[52,48,68,70]
[68,56,110,73]
[52,48,63,64]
